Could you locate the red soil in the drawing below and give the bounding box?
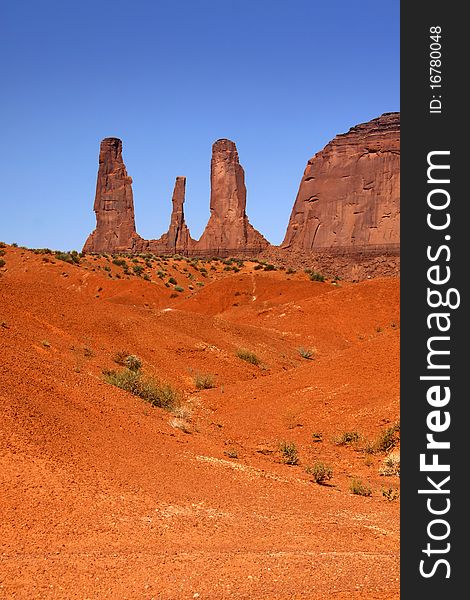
[0,247,399,599]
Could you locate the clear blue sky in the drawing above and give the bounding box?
[0,0,399,250]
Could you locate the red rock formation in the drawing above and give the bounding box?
[168,177,192,251]
[83,138,143,253]
[146,176,194,254]
[196,139,268,255]
[282,113,400,251]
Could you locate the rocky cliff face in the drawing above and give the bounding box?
[196,139,268,254]
[282,113,400,251]
[83,138,143,253]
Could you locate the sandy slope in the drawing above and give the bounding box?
[0,247,399,599]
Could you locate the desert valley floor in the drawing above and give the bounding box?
[0,246,399,599]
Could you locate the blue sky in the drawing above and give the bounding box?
[0,0,399,250]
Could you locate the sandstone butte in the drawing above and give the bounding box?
[282,112,400,251]
[83,113,400,258]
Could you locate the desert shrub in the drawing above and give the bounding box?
[306,461,333,484]
[103,265,111,272]
[279,441,299,465]
[350,478,372,496]
[194,372,216,390]
[334,431,361,446]
[311,432,323,442]
[0,259,5,268]
[253,264,263,270]
[286,268,296,274]
[0,249,5,256]
[379,451,400,476]
[263,264,275,271]
[55,251,80,265]
[0,242,6,248]
[364,423,400,454]
[298,347,314,360]
[382,487,400,501]
[236,348,261,366]
[112,258,127,267]
[133,264,144,276]
[168,277,177,285]
[174,285,184,292]
[143,274,151,281]
[125,354,142,372]
[104,368,179,411]
[309,271,325,282]
[373,423,400,453]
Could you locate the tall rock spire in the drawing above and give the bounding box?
[83,137,141,253]
[166,176,192,252]
[196,139,268,254]
[147,176,194,254]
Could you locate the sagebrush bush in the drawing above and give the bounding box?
[194,373,216,390]
[364,422,400,454]
[236,349,261,366]
[379,451,400,476]
[124,354,142,372]
[334,431,361,446]
[374,423,400,453]
[350,478,372,496]
[309,271,325,282]
[382,487,400,501]
[112,258,127,267]
[306,461,333,484]
[104,368,179,411]
[55,251,80,265]
[298,347,314,360]
[279,441,299,465]
[0,259,5,268]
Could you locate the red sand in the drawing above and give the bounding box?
[0,247,399,599]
